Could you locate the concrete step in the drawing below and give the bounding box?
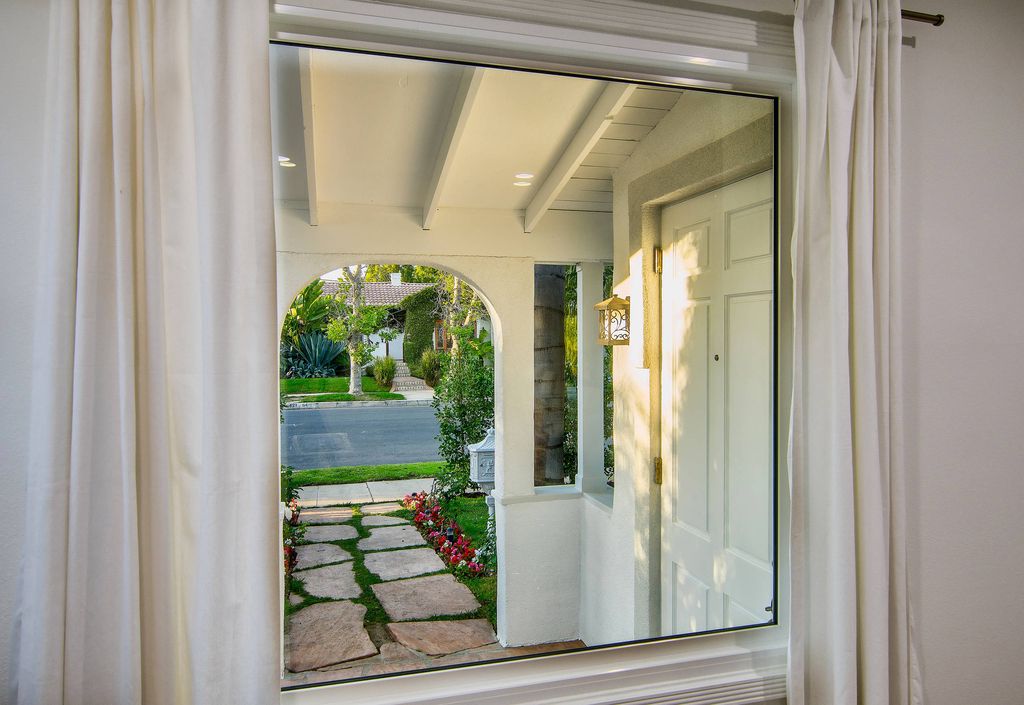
[392,375,428,391]
[394,361,412,376]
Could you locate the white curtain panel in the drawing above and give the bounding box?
[789,1,921,704]
[12,1,280,704]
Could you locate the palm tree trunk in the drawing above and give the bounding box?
[534,265,566,484]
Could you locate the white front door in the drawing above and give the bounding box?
[660,171,774,635]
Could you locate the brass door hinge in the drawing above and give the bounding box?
[653,457,663,485]
[653,246,663,274]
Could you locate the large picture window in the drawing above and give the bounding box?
[272,42,777,690]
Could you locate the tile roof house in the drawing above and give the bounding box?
[320,273,435,307]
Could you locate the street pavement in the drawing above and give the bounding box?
[281,405,441,469]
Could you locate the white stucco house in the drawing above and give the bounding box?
[3,2,1023,705]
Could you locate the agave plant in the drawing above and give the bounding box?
[285,332,345,378]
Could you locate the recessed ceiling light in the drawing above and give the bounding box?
[280,161,297,168]
[278,156,290,162]
[513,181,532,186]
[515,172,534,179]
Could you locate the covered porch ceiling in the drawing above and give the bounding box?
[271,45,683,232]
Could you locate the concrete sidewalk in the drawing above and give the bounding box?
[284,388,434,409]
[297,478,433,507]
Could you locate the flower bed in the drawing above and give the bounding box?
[403,492,486,577]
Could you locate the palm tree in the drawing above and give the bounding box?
[534,265,566,484]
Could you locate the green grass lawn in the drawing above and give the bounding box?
[286,392,404,403]
[288,461,442,486]
[280,376,388,394]
[447,495,489,547]
[445,495,497,626]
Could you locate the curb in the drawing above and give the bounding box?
[285,399,433,410]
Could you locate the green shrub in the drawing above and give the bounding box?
[419,348,443,387]
[432,328,494,502]
[281,279,331,348]
[431,463,473,508]
[373,355,397,388]
[401,287,439,365]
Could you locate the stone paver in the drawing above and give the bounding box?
[357,525,427,552]
[294,561,361,599]
[315,483,373,505]
[285,601,377,672]
[295,486,319,508]
[301,506,356,524]
[371,573,481,621]
[363,547,445,581]
[304,524,359,542]
[361,515,409,527]
[288,594,303,606]
[361,502,403,514]
[367,478,434,502]
[295,542,352,569]
[387,619,496,656]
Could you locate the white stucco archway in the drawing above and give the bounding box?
[279,250,581,645]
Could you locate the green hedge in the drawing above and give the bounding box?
[401,286,438,366]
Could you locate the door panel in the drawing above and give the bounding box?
[672,298,710,534]
[660,171,774,636]
[724,292,772,563]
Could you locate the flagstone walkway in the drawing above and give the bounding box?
[283,503,584,688]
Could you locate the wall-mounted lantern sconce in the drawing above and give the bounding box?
[595,295,630,346]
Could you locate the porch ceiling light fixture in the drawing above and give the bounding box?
[595,295,630,346]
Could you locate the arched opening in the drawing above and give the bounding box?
[280,260,552,685]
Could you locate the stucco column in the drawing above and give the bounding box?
[576,262,606,494]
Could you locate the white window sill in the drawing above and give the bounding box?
[281,626,786,705]
[582,488,614,513]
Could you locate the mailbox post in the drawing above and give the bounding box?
[467,427,496,520]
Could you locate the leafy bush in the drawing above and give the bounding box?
[419,348,443,387]
[431,463,473,507]
[401,287,439,366]
[281,279,332,347]
[285,332,346,378]
[281,465,306,584]
[563,393,578,483]
[372,355,397,388]
[432,327,494,500]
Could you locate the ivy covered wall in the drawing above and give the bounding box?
[401,286,438,366]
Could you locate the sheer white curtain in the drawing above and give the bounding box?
[789,1,921,704]
[12,1,280,704]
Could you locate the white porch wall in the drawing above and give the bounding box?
[577,90,776,645]
[277,200,611,645]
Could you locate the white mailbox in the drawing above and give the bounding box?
[467,427,496,488]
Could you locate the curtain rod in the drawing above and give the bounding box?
[902,10,944,26]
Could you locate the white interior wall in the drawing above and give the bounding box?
[900,1,1024,702]
[0,0,49,694]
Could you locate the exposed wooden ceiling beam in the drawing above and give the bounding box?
[524,83,636,234]
[422,67,483,230]
[298,48,319,226]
